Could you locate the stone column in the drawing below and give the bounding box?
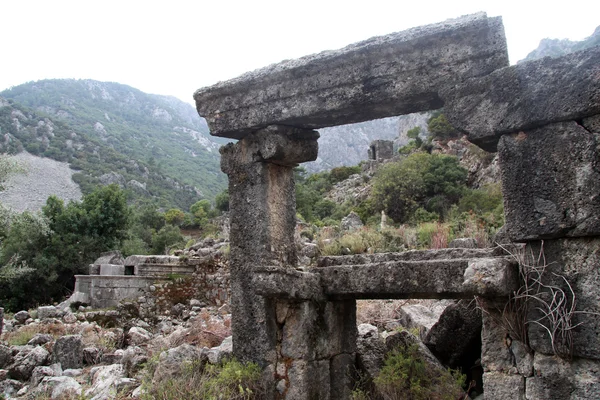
[220,125,319,368]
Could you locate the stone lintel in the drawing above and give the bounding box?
[253,267,325,302]
[195,13,508,139]
[442,46,600,152]
[256,258,518,300]
[317,247,506,267]
[316,258,518,300]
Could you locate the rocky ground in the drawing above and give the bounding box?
[0,152,82,213]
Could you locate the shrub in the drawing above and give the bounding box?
[374,344,465,400]
[142,358,263,400]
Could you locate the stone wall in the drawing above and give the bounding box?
[194,11,600,399]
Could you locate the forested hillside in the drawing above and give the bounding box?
[1,79,227,209]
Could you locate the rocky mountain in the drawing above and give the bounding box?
[519,25,600,63]
[0,80,228,209]
[306,112,431,173]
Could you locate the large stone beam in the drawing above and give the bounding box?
[315,258,519,300]
[442,46,600,152]
[254,256,519,301]
[195,13,508,139]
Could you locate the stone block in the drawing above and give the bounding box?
[195,13,507,139]
[53,335,83,369]
[99,264,125,276]
[526,353,600,400]
[330,353,356,400]
[316,257,518,299]
[286,360,330,400]
[443,46,600,151]
[524,239,600,360]
[499,122,600,241]
[253,267,325,301]
[483,372,525,399]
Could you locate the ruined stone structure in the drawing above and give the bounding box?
[367,140,394,161]
[195,12,600,399]
[73,251,230,310]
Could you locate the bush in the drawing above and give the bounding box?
[373,344,465,400]
[371,153,467,224]
[142,358,263,400]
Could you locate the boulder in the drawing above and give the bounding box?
[53,335,83,369]
[0,345,12,369]
[341,212,363,231]
[14,310,30,324]
[39,376,82,400]
[424,300,482,368]
[9,346,50,380]
[356,324,385,380]
[0,379,24,398]
[37,306,61,320]
[27,333,53,346]
[85,364,126,400]
[30,365,56,387]
[152,344,207,386]
[207,336,233,364]
[128,327,152,346]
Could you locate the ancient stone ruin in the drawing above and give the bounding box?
[194,12,600,399]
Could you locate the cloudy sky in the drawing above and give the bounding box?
[2,0,598,105]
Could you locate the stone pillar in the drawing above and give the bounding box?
[220,125,319,367]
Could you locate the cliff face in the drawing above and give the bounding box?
[519,25,600,63]
[305,112,430,173]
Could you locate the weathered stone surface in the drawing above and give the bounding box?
[0,307,3,335]
[448,237,478,248]
[0,379,24,398]
[195,13,507,139]
[28,334,53,346]
[9,346,49,380]
[480,308,519,373]
[330,353,355,400]
[37,305,61,320]
[524,239,600,360]
[443,46,600,151]
[14,310,29,324]
[127,327,151,346]
[30,365,56,387]
[40,376,83,400]
[53,335,83,369]
[85,364,126,400]
[483,372,525,399]
[279,300,356,361]
[424,300,482,368]
[317,247,506,267]
[315,257,518,299]
[355,324,384,381]
[152,344,207,386]
[253,267,324,301]
[499,122,600,240]
[583,114,600,132]
[340,212,363,231]
[207,336,232,365]
[0,345,12,369]
[526,353,600,400]
[286,360,330,400]
[221,128,319,368]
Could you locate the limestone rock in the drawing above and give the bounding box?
[341,212,363,231]
[85,364,126,400]
[53,335,83,369]
[0,379,24,399]
[356,324,385,380]
[207,336,232,364]
[37,305,61,320]
[448,238,478,249]
[30,365,56,387]
[443,46,600,151]
[127,327,152,345]
[483,372,525,399]
[14,310,29,324]
[27,333,53,346]
[152,344,207,386]
[9,346,50,381]
[0,345,12,369]
[499,122,600,240]
[424,300,482,368]
[39,376,82,400]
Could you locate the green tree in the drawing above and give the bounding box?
[151,225,184,254]
[215,189,229,213]
[164,208,185,226]
[190,199,212,226]
[427,113,460,141]
[371,153,467,223]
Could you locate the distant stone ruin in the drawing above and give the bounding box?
[194,12,600,399]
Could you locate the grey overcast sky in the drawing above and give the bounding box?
[1,0,598,105]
